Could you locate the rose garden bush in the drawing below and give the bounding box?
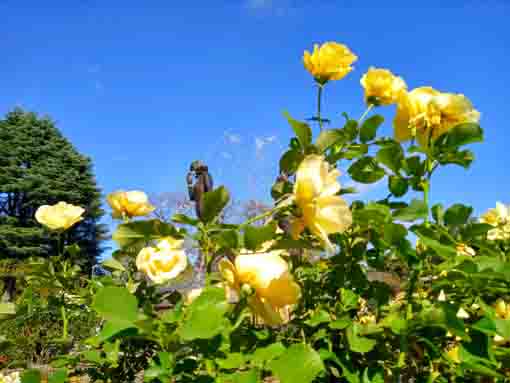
[2,41,510,383]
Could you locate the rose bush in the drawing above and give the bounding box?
[4,41,510,383]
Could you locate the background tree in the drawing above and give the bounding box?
[0,108,106,278]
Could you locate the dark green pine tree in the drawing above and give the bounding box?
[0,107,107,273]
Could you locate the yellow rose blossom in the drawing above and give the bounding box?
[35,201,85,231]
[0,372,20,383]
[136,237,188,284]
[218,251,301,326]
[394,86,480,147]
[303,42,357,84]
[360,67,407,106]
[495,299,510,320]
[480,202,510,240]
[107,190,155,219]
[456,243,476,257]
[359,314,376,325]
[447,345,460,363]
[292,155,352,253]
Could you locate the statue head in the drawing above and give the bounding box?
[190,160,208,173]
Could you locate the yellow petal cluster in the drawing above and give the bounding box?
[0,372,20,383]
[394,86,480,147]
[107,190,155,219]
[447,346,460,363]
[218,251,301,326]
[292,155,352,253]
[456,243,476,257]
[360,67,407,106]
[35,201,85,231]
[480,202,510,240]
[303,42,357,84]
[136,237,188,284]
[495,299,510,320]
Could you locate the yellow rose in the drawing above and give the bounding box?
[480,202,510,241]
[35,201,85,231]
[0,372,20,383]
[303,42,357,84]
[447,345,460,363]
[360,67,407,106]
[495,299,510,320]
[136,237,188,284]
[292,155,352,253]
[218,251,301,326]
[394,87,480,146]
[107,190,155,219]
[456,243,476,257]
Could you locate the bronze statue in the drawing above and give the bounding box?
[186,160,213,221]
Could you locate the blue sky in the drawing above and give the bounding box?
[1,1,509,250]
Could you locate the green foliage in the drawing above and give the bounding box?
[6,45,510,383]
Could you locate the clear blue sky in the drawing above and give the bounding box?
[1,1,509,247]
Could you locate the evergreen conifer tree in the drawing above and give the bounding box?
[0,108,106,275]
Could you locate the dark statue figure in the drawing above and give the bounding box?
[186,160,213,221]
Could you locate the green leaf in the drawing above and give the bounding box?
[172,213,199,226]
[329,316,352,330]
[340,288,359,311]
[444,203,473,226]
[160,302,184,324]
[360,115,384,143]
[435,123,483,149]
[383,223,407,245]
[216,229,241,249]
[305,310,331,327]
[179,286,229,340]
[461,223,493,238]
[244,222,277,251]
[202,186,231,223]
[89,320,137,344]
[217,369,260,383]
[0,302,15,315]
[269,343,325,383]
[216,353,246,370]
[343,119,359,141]
[315,129,346,152]
[319,350,360,383]
[347,324,376,353]
[388,176,408,197]
[341,144,368,160]
[21,370,41,383]
[250,342,286,366]
[48,369,68,383]
[495,318,510,340]
[279,149,304,174]
[403,156,424,176]
[431,203,444,225]
[437,149,475,169]
[284,111,312,149]
[348,156,386,184]
[392,199,428,222]
[112,219,182,249]
[353,203,392,226]
[414,234,457,258]
[376,145,403,173]
[102,257,126,272]
[92,286,138,323]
